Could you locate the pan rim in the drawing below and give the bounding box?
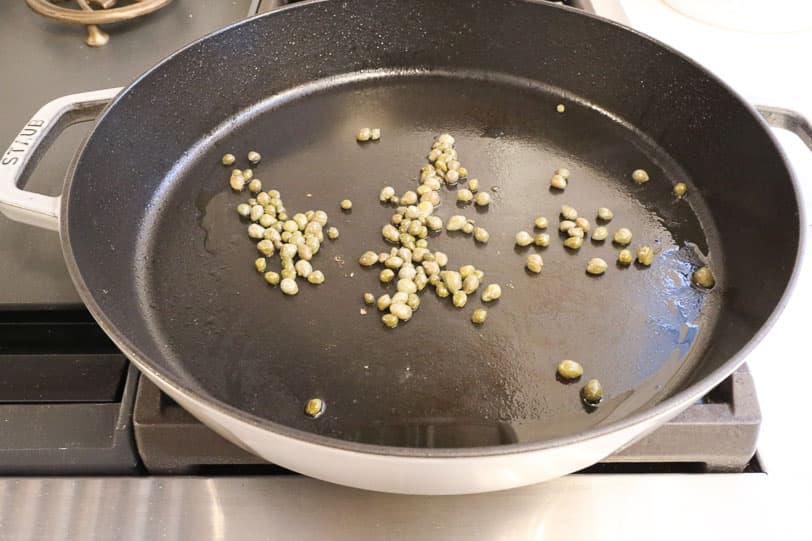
[60,0,806,459]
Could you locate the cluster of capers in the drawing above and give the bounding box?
[361,134,499,328]
[226,152,336,295]
[356,128,381,142]
[556,359,603,406]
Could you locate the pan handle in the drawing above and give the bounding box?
[0,87,122,231]
[756,106,812,151]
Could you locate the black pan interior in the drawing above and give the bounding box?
[63,0,799,451]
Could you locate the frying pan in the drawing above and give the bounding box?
[0,0,805,494]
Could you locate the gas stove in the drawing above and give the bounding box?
[0,0,807,539]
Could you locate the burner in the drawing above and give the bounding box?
[26,0,173,47]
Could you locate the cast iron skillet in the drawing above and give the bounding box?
[0,0,802,493]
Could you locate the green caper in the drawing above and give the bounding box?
[563,236,584,250]
[304,398,324,417]
[637,246,654,266]
[380,186,396,202]
[295,260,313,278]
[568,227,585,239]
[259,214,275,228]
[632,169,650,184]
[526,254,543,273]
[222,153,236,166]
[458,166,468,178]
[377,294,392,311]
[426,215,443,231]
[556,103,566,113]
[382,224,400,243]
[559,220,576,233]
[363,293,375,305]
[248,179,262,194]
[674,182,687,196]
[597,207,614,222]
[481,283,502,302]
[557,360,583,380]
[474,227,490,243]
[575,217,590,232]
[592,226,608,241]
[381,313,399,328]
[613,228,632,245]
[230,175,245,192]
[435,283,450,298]
[407,293,421,310]
[380,269,395,283]
[390,302,413,321]
[446,170,460,184]
[434,251,449,267]
[457,189,474,203]
[359,251,378,266]
[247,224,265,239]
[264,271,280,286]
[397,279,417,294]
[254,257,267,273]
[242,169,254,180]
[550,174,567,190]
[400,191,418,205]
[384,256,404,269]
[370,128,381,141]
[461,222,474,235]
[534,216,548,229]
[249,205,264,222]
[561,204,578,221]
[515,231,533,247]
[462,274,480,294]
[280,278,298,296]
[582,379,603,405]
[468,178,480,192]
[340,199,353,210]
[474,192,491,206]
[280,268,296,280]
[257,239,274,256]
[326,226,339,240]
[452,291,468,308]
[617,249,633,265]
[460,265,476,278]
[471,308,487,325]
[441,270,462,293]
[692,266,716,289]
[307,270,325,284]
[247,150,261,164]
[237,203,251,217]
[447,215,467,231]
[586,257,608,275]
[534,233,550,247]
[357,128,372,142]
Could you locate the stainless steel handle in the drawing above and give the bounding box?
[757,106,812,151]
[0,87,122,230]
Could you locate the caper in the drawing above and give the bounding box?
[380,186,396,202]
[312,210,328,226]
[380,269,395,283]
[557,360,583,380]
[559,220,576,233]
[526,254,544,273]
[474,227,490,243]
[357,128,372,142]
[247,150,261,164]
[222,153,236,166]
[561,204,578,221]
[435,283,450,298]
[257,239,274,256]
[381,313,399,328]
[457,188,474,203]
[692,266,716,289]
[534,216,548,229]
[515,231,533,247]
[674,182,687,196]
[556,168,571,179]
[534,233,550,247]
[461,222,474,235]
[397,279,417,294]
[230,175,245,192]
[304,398,324,417]
[637,246,654,266]
[370,128,381,141]
[247,224,265,239]
[434,251,449,267]
[471,308,487,325]
[564,236,584,250]
[377,294,392,311]
[582,379,603,405]
[447,215,467,231]
[326,226,339,240]
[359,251,378,266]
[613,228,632,245]
[441,270,463,293]
[426,215,443,231]
[597,207,613,222]
[575,217,590,232]
[460,265,476,278]
[363,293,375,305]
[550,174,567,190]
[568,227,585,239]
[474,192,491,206]
[462,274,480,294]
[340,199,353,211]
[385,256,404,269]
[400,191,418,205]
[293,260,312,278]
[632,169,650,184]
[382,224,400,243]
[280,278,298,296]
[390,302,413,321]
[293,213,308,230]
[458,166,468,178]
[617,249,633,265]
[307,270,325,284]
[468,178,480,192]
[438,133,455,145]
[556,104,566,113]
[242,169,254,180]
[237,203,251,217]
[592,226,608,241]
[422,260,440,277]
[398,264,416,280]
[481,283,502,302]
[407,293,421,310]
[446,170,460,184]
[264,271,280,286]
[280,268,296,280]
[254,257,267,273]
[259,214,275,228]
[248,179,262,194]
[586,257,608,275]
